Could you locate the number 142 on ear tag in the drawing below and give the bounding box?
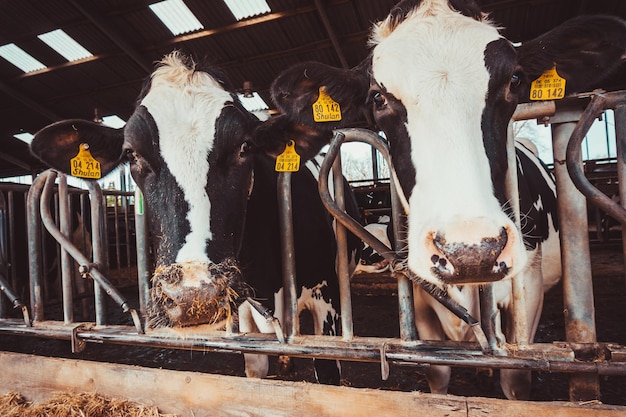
[275,140,300,172]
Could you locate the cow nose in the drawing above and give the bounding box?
[430,227,509,284]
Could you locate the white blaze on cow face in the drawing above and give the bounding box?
[370,1,527,286]
[140,53,233,265]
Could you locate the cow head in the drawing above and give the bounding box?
[31,51,357,327]
[272,0,626,287]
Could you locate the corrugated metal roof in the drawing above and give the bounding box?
[0,0,624,177]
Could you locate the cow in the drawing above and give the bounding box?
[30,51,366,385]
[354,216,393,274]
[265,0,626,399]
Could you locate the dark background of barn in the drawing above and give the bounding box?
[1,0,626,178]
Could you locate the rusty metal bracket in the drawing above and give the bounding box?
[380,341,390,380]
[71,323,88,353]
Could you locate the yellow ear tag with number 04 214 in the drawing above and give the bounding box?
[275,140,300,172]
[312,87,342,122]
[70,143,102,179]
[530,66,566,101]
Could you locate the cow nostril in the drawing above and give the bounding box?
[431,254,440,265]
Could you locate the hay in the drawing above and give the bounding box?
[0,391,178,417]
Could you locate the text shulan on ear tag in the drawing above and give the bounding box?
[275,140,301,172]
[530,66,566,101]
[70,143,101,179]
[312,87,342,122]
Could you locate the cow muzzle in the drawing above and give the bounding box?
[427,226,512,284]
[149,259,245,327]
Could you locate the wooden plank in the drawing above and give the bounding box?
[0,351,624,417]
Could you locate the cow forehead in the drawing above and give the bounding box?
[371,5,501,107]
[139,53,234,264]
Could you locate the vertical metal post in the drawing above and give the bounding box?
[615,105,626,289]
[506,122,529,345]
[86,180,108,325]
[391,179,417,341]
[134,189,151,323]
[332,153,354,340]
[552,121,599,401]
[58,174,74,324]
[27,172,48,321]
[278,172,298,341]
[0,191,7,317]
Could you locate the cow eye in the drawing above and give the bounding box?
[510,72,522,88]
[371,91,387,110]
[240,141,254,157]
[123,147,136,163]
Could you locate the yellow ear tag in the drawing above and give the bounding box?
[530,66,566,101]
[70,143,102,179]
[312,87,342,122]
[275,140,301,172]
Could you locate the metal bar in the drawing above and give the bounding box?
[330,142,354,340]
[507,122,529,346]
[134,189,151,324]
[7,191,18,291]
[553,120,599,401]
[0,320,624,377]
[313,0,349,69]
[27,172,49,321]
[616,104,626,289]
[85,180,108,326]
[277,172,298,341]
[58,174,74,324]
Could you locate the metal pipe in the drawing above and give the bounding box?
[38,171,141,332]
[0,320,624,377]
[616,104,626,289]
[506,122,529,346]
[58,174,74,324]
[134,189,151,324]
[330,141,354,340]
[27,172,49,321]
[566,93,626,225]
[553,120,599,401]
[277,172,297,341]
[85,180,108,325]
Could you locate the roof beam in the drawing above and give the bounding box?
[313,0,349,69]
[0,151,33,171]
[0,81,60,121]
[68,0,152,73]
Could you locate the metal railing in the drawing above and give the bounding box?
[0,91,625,401]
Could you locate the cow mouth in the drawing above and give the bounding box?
[148,259,248,328]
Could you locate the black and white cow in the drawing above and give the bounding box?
[266,0,626,399]
[30,51,365,385]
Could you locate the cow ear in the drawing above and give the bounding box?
[31,119,125,177]
[271,61,369,128]
[518,15,626,95]
[257,61,369,160]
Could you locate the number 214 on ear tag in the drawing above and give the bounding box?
[275,140,300,172]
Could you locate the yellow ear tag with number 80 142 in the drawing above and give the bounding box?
[312,87,342,122]
[70,143,102,179]
[530,66,566,101]
[275,140,300,172]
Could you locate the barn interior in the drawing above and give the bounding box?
[1,0,626,411]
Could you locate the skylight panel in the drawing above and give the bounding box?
[13,132,34,144]
[223,0,271,21]
[0,44,46,73]
[238,92,269,112]
[102,115,126,129]
[38,29,92,62]
[150,0,204,35]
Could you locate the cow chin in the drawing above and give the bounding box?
[148,259,246,327]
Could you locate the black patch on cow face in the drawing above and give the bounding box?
[368,81,416,201]
[481,39,523,206]
[205,104,257,262]
[124,106,191,266]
